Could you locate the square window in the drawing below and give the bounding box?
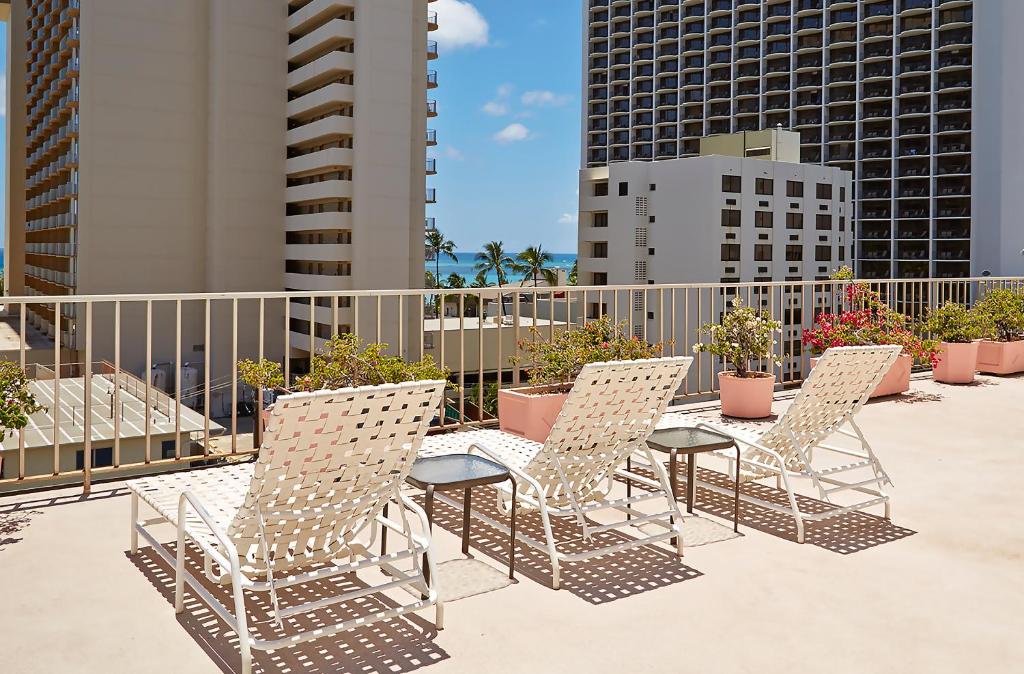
[816,245,832,261]
[161,440,177,459]
[650,183,656,191]
[756,178,774,195]
[618,181,629,196]
[786,212,803,229]
[786,180,804,198]
[754,244,772,261]
[755,211,773,228]
[722,175,742,193]
[816,183,833,199]
[816,214,832,230]
[594,182,609,197]
[720,243,741,261]
[721,209,741,227]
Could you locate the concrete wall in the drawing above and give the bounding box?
[4,0,27,296]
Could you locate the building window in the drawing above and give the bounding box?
[816,245,832,262]
[721,209,741,227]
[839,246,845,261]
[786,212,803,229]
[839,216,845,231]
[754,211,773,228]
[593,211,609,227]
[594,182,609,197]
[591,242,608,258]
[754,244,772,261]
[75,447,114,470]
[720,244,741,261]
[785,245,803,262]
[786,180,803,198]
[816,214,832,230]
[592,272,608,285]
[755,178,774,195]
[161,440,177,459]
[840,186,846,201]
[619,181,629,196]
[650,183,656,191]
[816,183,832,199]
[722,175,741,193]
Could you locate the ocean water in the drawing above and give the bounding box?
[428,252,576,286]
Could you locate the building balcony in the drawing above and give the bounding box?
[1,280,1022,674]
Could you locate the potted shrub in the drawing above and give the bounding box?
[922,302,992,384]
[693,297,782,419]
[973,288,1024,375]
[502,317,666,442]
[803,283,938,398]
[240,334,452,444]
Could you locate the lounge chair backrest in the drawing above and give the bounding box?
[525,356,692,507]
[757,345,902,470]
[227,380,446,573]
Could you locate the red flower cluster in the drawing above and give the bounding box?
[803,284,939,367]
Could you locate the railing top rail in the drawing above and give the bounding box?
[1,277,1019,304]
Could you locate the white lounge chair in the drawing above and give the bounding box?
[693,345,902,543]
[127,380,446,674]
[421,356,692,589]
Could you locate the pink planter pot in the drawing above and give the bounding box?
[976,340,1024,375]
[497,385,570,443]
[718,372,776,419]
[810,352,912,398]
[933,341,980,384]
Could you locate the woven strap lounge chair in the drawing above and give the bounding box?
[127,380,446,674]
[421,356,692,589]
[694,345,902,543]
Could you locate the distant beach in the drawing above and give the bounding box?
[431,252,575,285]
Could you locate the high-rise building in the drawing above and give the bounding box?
[581,0,1024,280]
[4,0,436,373]
[577,128,852,374]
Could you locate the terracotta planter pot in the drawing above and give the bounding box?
[810,352,912,398]
[718,371,775,419]
[976,339,1024,375]
[497,384,570,443]
[933,341,980,384]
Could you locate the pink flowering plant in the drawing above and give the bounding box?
[803,283,939,367]
[513,316,666,385]
[693,297,782,378]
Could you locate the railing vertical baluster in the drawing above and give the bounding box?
[113,301,121,468]
[259,297,265,361]
[284,297,291,385]
[83,301,92,494]
[353,295,360,339]
[494,290,502,393]
[376,295,382,344]
[309,295,315,366]
[175,299,182,461]
[549,290,555,343]
[397,295,404,356]
[231,298,238,454]
[696,288,703,393]
[477,293,484,421]
[669,288,676,356]
[438,290,445,427]
[419,292,425,361]
[332,295,339,344]
[18,303,26,480]
[53,300,61,475]
[458,294,465,424]
[144,300,151,464]
[512,292,521,387]
[658,287,664,346]
[204,298,211,457]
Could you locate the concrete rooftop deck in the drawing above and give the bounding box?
[1,374,1023,674]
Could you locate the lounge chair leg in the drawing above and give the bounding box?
[795,517,805,544]
[232,584,253,674]
[174,523,186,614]
[884,499,892,520]
[435,600,445,631]
[129,493,139,555]
[536,501,561,590]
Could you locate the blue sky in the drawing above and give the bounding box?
[430,0,582,253]
[0,4,582,254]
[0,22,7,249]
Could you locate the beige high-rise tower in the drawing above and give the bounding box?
[4,0,437,373]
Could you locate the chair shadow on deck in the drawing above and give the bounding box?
[681,467,916,554]
[415,492,702,605]
[129,544,449,674]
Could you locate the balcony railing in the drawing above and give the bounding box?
[2,277,1022,495]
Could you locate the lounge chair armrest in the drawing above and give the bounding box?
[467,441,545,498]
[395,490,433,548]
[177,490,238,571]
[694,420,789,469]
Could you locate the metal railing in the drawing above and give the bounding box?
[0,275,1021,494]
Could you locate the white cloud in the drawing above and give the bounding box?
[433,0,489,51]
[521,90,571,107]
[482,100,508,116]
[494,123,531,143]
[444,146,465,161]
[482,83,513,116]
[558,213,578,225]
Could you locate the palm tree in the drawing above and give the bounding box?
[568,260,578,286]
[514,245,558,288]
[475,241,515,319]
[425,229,458,287]
[474,241,514,287]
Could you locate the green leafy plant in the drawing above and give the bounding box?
[512,316,666,385]
[239,334,452,394]
[922,302,993,344]
[694,297,782,378]
[830,265,855,281]
[974,288,1024,342]
[238,358,285,391]
[0,361,43,438]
